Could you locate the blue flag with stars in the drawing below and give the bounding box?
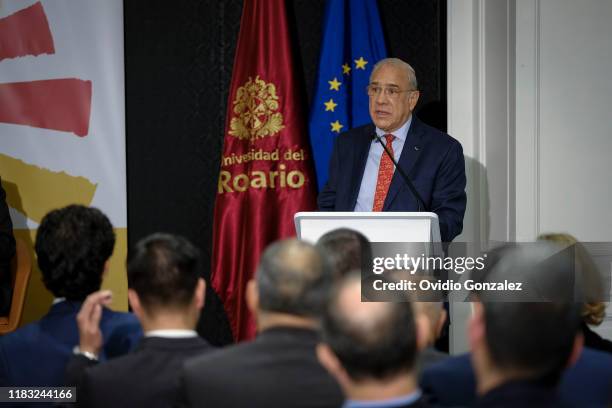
[309,0,387,190]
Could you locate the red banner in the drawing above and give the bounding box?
[211,0,318,341]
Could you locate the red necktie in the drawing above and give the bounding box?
[372,134,395,211]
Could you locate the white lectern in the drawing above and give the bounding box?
[294,212,442,256]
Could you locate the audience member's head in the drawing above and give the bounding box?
[35,205,115,301]
[538,232,606,326]
[248,239,332,329]
[468,243,583,394]
[127,233,204,329]
[317,273,427,401]
[316,228,372,277]
[412,300,446,348]
[388,271,447,347]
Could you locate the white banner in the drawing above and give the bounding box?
[0,0,126,229]
[0,0,129,317]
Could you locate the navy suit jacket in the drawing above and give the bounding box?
[318,117,467,242]
[420,348,612,407]
[65,336,212,408]
[0,300,142,387]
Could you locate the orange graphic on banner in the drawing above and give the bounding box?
[0,153,97,223]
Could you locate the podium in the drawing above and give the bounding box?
[294,211,442,256]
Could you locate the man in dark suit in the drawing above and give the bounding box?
[65,233,211,408]
[422,243,612,407]
[0,205,141,390]
[317,272,429,408]
[318,58,466,243]
[421,347,612,407]
[0,178,16,315]
[180,239,344,408]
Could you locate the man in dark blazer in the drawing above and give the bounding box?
[65,233,211,408]
[318,58,466,243]
[179,239,344,408]
[421,243,612,407]
[0,205,141,390]
[421,347,612,407]
[317,273,429,408]
[0,178,16,315]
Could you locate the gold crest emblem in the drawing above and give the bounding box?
[229,76,285,141]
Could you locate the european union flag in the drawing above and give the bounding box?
[309,0,387,190]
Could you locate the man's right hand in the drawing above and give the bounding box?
[76,290,113,356]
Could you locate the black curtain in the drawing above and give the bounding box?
[124,0,446,346]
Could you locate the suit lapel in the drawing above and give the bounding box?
[347,125,375,210]
[383,118,424,210]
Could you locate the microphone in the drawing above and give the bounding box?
[371,132,427,211]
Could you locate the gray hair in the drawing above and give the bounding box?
[257,239,332,317]
[370,58,418,90]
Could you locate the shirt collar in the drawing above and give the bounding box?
[343,389,422,408]
[145,329,198,339]
[52,297,66,305]
[374,115,412,143]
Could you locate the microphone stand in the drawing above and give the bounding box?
[372,133,427,211]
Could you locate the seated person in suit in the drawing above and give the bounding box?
[316,227,372,277]
[421,243,612,407]
[65,233,211,408]
[468,243,584,407]
[0,178,16,316]
[317,272,429,408]
[539,232,612,354]
[0,205,141,387]
[180,239,344,408]
[387,273,448,370]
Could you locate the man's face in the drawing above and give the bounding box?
[368,64,419,132]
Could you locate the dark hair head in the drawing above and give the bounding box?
[321,273,418,381]
[127,233,201,312]
[257,239,332,317]
[316,228,372,277]
[35,205,115,300]
[471,243,582,384]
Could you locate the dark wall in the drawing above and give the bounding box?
[124,0,446,345]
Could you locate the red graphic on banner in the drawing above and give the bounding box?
[0,2,55,61]
[0,79,92,137]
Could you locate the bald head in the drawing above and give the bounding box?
[257,239,332,318]
[321,273,419,380]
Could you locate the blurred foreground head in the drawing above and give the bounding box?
[318,273,426,398]
[469,243,584,392]
[248,239,332,326]
[316,228,372,277]
[127,233,204,321]
[538,232,606,326]
[36,205,115,300]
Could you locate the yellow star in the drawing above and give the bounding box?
[354,56,368,70]
[330,120,344,133]
[342,63,351,75]
[324,99,338,112]
[328,77,342,91]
